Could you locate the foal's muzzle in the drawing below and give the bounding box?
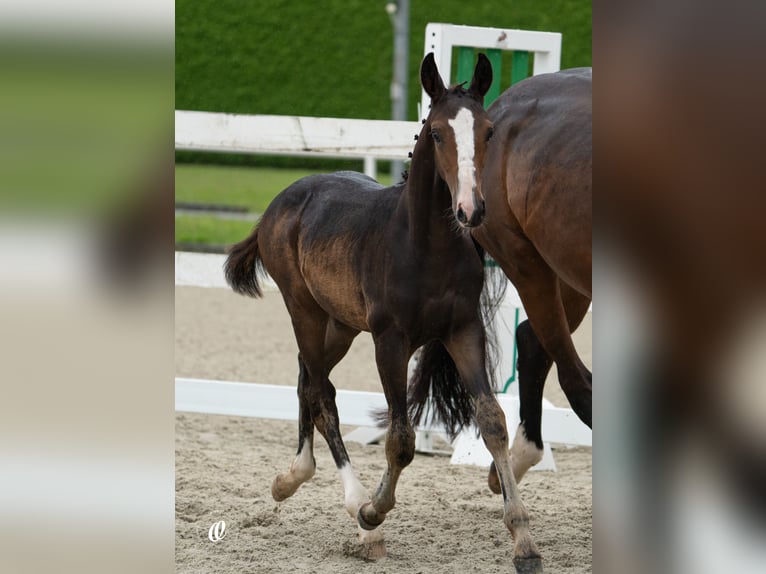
[456,200,485,228]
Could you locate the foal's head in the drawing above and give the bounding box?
[421,52,493,228]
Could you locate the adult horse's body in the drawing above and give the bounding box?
[472,68,592,487]
[226,54,544,573]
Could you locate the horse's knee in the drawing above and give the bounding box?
[475,396,509,453]
[516,320,549,371]
[386,419,415,468]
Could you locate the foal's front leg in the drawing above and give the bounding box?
[357,330,415,530]
[445,324,543,574]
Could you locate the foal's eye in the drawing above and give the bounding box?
[431,130,442,143]
[486,127,494,142]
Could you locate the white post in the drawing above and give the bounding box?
[363,156,377,180]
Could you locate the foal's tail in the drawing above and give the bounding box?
[224,224,266,298]
[408,340,475,441]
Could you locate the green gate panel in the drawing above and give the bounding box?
[455,46,475,86]
[455,47,503,108]
[511,50,530,85]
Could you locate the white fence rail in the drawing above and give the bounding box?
[176,377,590,447]
[176,110,419,179]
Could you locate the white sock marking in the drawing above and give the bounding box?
[290,443,315,482]
[510,424,543,482]
[339,464,370,519]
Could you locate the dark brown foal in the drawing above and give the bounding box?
[226,53,544,573]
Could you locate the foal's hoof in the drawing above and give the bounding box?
[357,502,385,531]
[356,524,386,560]
[513,556,544,574]
[344,531,387,561]
[271,474,295,502]
[487,461,502,495]
[361,538,387,561]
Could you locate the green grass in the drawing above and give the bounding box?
[175,163,395,246]
[175,214,256,247]
[175,163,394,212]
[175,164,321,212]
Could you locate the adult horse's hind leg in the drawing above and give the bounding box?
[494,236,592,428]
[489,283,591,492]
[444,323,543,574]
[357,329,415,531]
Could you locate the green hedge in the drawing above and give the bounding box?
[177,0,590,119]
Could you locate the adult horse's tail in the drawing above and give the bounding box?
[407,245,507,439]
[224,224,266,298]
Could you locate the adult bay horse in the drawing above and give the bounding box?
[472,68,592,490]
[225,53,545,573]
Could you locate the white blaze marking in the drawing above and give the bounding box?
[448,107,477,215]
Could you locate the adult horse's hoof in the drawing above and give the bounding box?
[513,556,544,574]
[487,461,502,494]
[357,502,385,531]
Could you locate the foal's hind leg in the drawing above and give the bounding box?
[444,323,542,574]
[273,311,385,557]
[272,311,351,501]
[489,283,591,492]
[271,356,317,501]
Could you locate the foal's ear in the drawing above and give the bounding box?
[421,53,446,102]
[469,53,493,101]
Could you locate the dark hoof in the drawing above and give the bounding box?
[357,503,385,531]
[513,556,544,574]
[488,461,502,495]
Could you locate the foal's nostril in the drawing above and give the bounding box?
[456,208,467,224]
